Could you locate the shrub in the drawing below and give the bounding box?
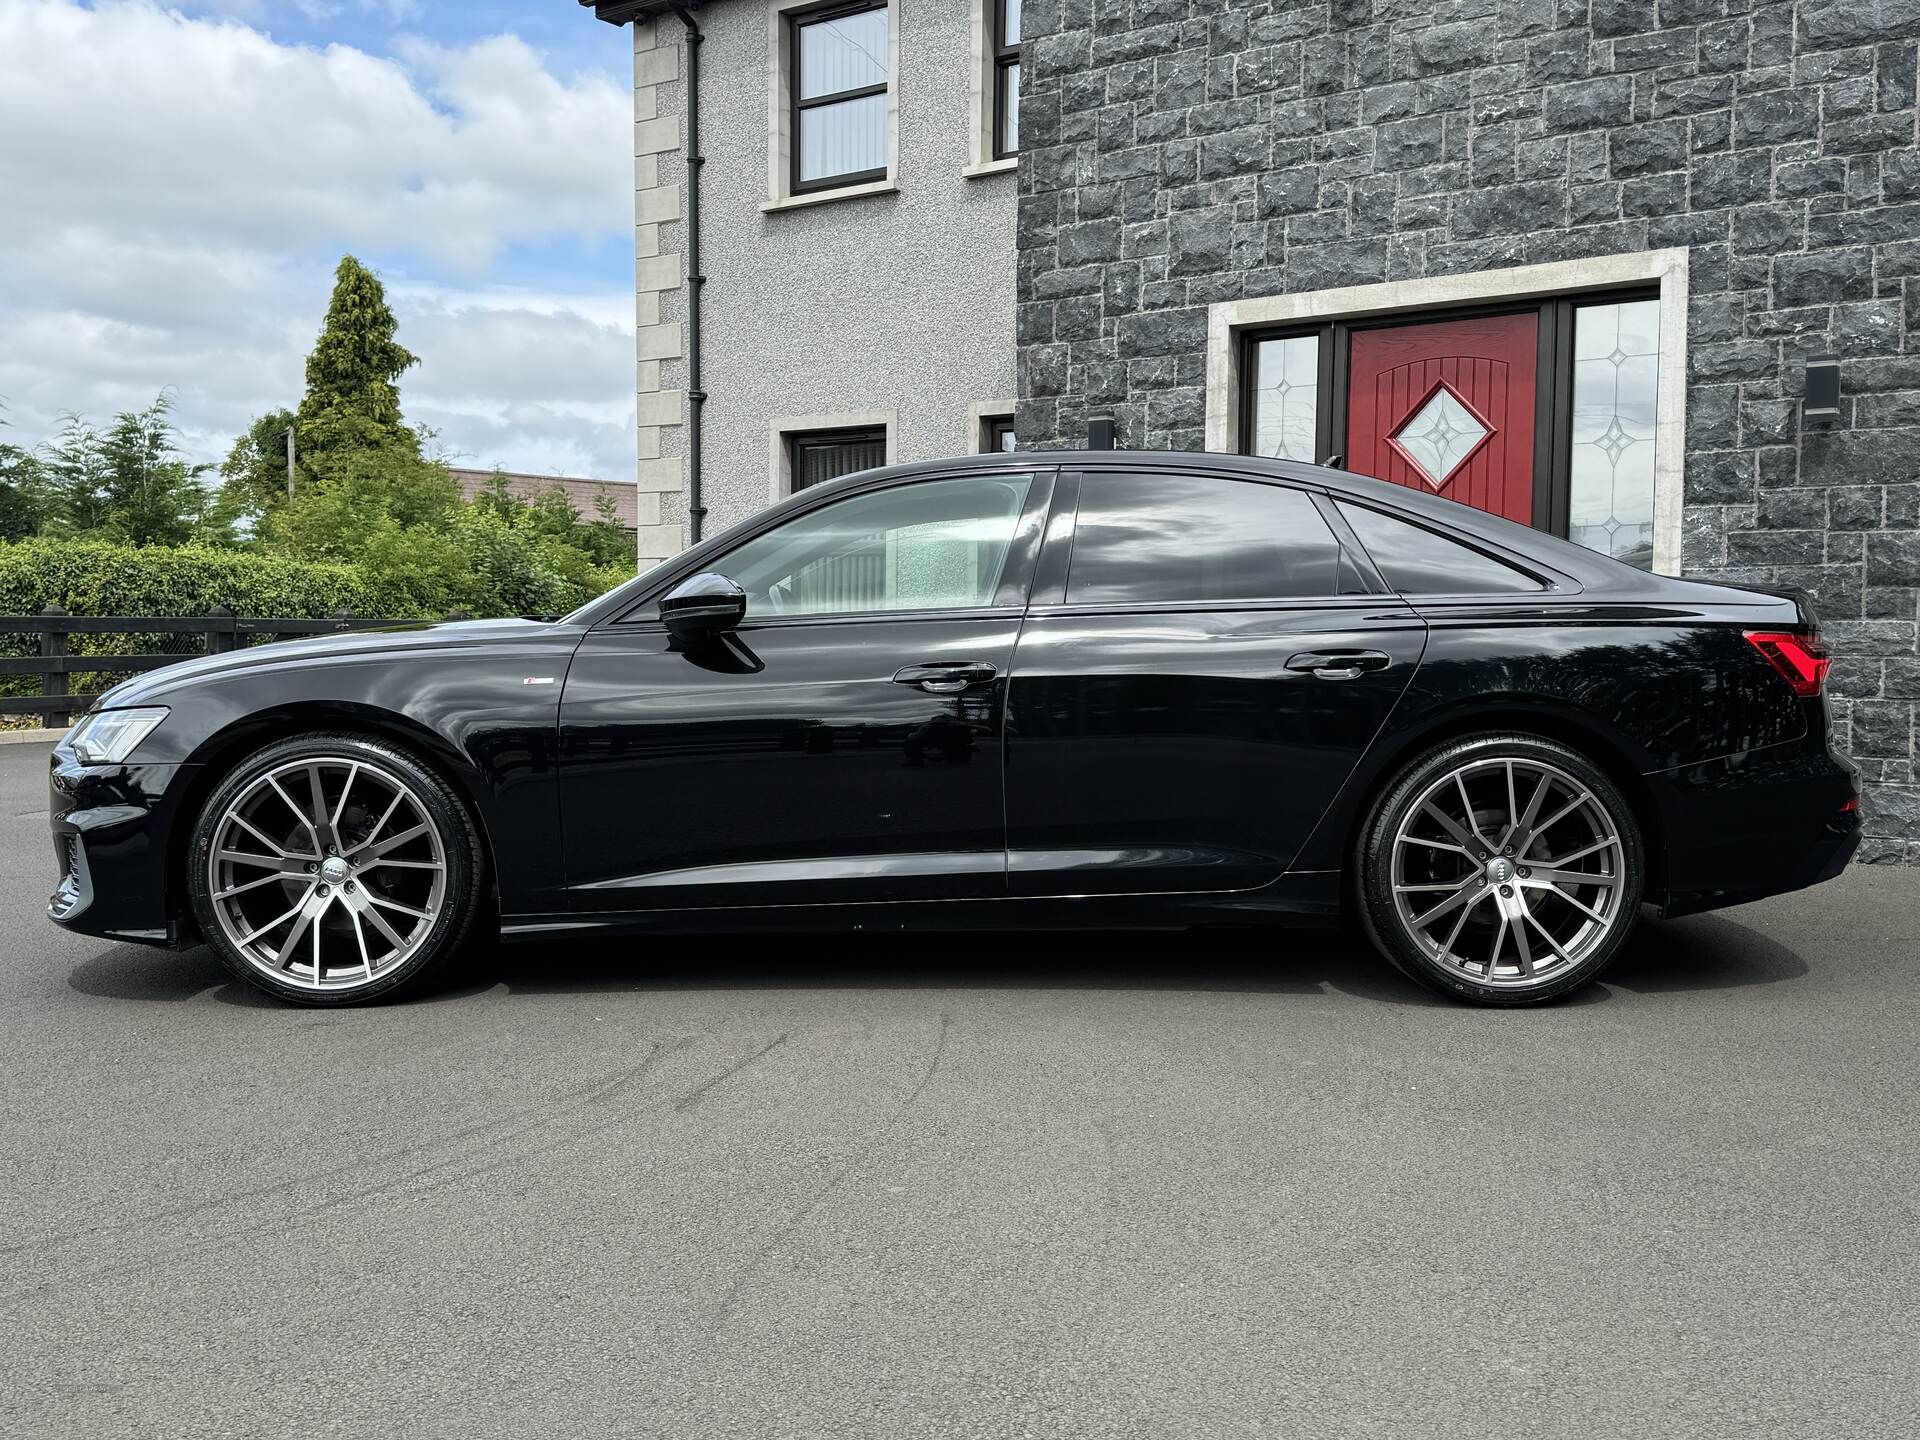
[0,539,441,711]
[0,538,425,620]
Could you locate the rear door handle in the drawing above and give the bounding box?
[892,661,999,694]
[1284,649,1392,681]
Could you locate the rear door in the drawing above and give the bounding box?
[1004,469,1426,897]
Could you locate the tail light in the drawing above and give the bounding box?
[1744,630,1830,698]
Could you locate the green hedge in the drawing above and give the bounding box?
[0,540,446,710]
[0,538,427,620]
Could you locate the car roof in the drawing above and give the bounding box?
[803,448,1629,586]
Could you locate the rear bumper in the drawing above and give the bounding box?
[1651,739,1861,919]
[47,745,193,946]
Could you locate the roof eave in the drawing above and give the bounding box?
[580,0,680,25]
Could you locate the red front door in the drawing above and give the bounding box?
[1346,313,1539,526]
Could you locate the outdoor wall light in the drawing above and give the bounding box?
[1803,355,1841,421]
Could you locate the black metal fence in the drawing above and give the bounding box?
[0,607,460,727]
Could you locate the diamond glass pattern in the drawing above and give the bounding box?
[1251,335,1320,462]
[1390,385,1488,489]
[1569,299,1660,569]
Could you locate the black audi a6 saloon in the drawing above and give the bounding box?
[49,452,1860,1006]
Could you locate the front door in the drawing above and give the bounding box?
[558,470,1048,911]
[1345,312,1539,526]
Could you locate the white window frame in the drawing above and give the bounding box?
[1203,249,1691,577]
[764,0,901,212]
[969,398,1019,452]
[965,0,1019,178]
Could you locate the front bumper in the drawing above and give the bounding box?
[48,745,195,946]
[1652,739,1862,919]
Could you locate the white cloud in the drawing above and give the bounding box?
[0,0,637,481]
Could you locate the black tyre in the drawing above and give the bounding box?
[186,732,484,1006]
[1356,732,1644,1006]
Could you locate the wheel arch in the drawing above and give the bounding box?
[166,703,500,940]
[1322,699,1669,905]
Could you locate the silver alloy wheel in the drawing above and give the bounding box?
[207,756,448,992]
[1389,756,1626,989]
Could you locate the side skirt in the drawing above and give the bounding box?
[499,872,1345,941]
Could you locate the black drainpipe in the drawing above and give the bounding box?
[667,2,707,542]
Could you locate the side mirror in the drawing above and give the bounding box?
[660,571,746,643]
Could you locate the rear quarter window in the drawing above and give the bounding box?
[1338,502,1542,596]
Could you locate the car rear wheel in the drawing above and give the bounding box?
[186,733,483,1006]
[1357,733,1644,1006]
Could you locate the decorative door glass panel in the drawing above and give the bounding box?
[1569,299,1660,569]
[1387,383,1491,490]
[1251,335,1319,462]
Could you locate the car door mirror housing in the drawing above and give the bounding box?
[660,572,747,642]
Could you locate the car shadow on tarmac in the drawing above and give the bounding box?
[67,909,1810,1011]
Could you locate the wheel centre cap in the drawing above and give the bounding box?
[1486,857,1515,885]
[321,857,350,885]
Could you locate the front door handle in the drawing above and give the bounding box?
[893,661,999,694]
[1284,649,1392,681]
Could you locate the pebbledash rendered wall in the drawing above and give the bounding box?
[628,3,1018,557]
[1012,0,1920,861]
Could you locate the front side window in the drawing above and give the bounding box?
[1067,475,1343,606]
[1337,502,1542,596]
[723,475,1033,617]
[792,3,889,193]
[994,0,1020,157]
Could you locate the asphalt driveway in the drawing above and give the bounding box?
[1,740,1916,1439]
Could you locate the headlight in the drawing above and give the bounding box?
[67,706,168,765]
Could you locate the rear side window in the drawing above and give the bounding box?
[1337,502,1542,596]
[1067,474,1343,605]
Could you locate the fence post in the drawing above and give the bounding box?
[333,607,355,631]
[206,605,234,656]
[40,605,69,729]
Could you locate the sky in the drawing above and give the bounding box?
[0,0,639,482]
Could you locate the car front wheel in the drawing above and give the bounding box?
[186,733,483,1005]
[1357,733,1644,1006]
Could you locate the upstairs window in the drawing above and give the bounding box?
[792,2,889,194]
[994,0,1020,157]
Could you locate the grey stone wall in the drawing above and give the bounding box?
[1014,0,1920,860]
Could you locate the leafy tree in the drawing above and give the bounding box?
[211,407,298,540]
[36,395,210,545]
[470,470,635,569]
[294,255,420,465]
[257,441,462,608]
[20,254,643,620]
[0,408,51,541]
